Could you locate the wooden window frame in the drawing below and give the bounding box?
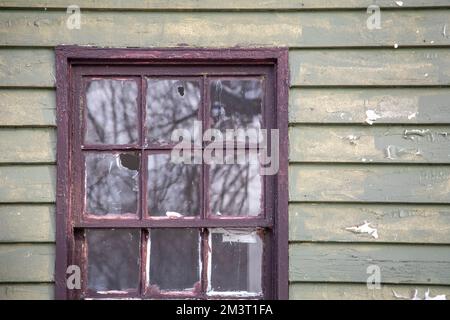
[55,46,289,300]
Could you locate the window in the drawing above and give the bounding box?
[55,47,288,300]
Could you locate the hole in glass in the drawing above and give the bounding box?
[85,79,138,145]
[85,152,139,215]
[86,229,140,293]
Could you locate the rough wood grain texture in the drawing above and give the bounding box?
[289,243,450,284]
[0,10,449,47]
[0,244,54,282]
[290,283,450,300]
[0,205,55,242]
[290,49,450,86]
[289,88,450,124]
[0,128,56,163]
[0,89,56,126]
[1,0,449,9]
[0,284,54,300]
[289,203,450,243]
[0,165,55,203]
[289,164,450,203]
[0,49,54,87]
[290,125,450,163]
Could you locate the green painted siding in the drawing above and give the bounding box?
[0,0,449,300]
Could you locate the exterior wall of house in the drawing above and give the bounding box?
[0,0,450,299]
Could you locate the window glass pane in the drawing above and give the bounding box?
[147,153,200,217]
[146,79,201,145]
[85,152,139,215]
[209,79,262,136]
[86,229,140,292]
[85,79,138,145]
[209,152,262,217]
[149,228,200,291]
[209,228,263,294]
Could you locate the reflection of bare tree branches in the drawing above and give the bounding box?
[146,79,200,144]
[86,79,138,144]
[86,153,139,215]
[209,159,261,216]
[147,154,200,216]
[87,229,140,291]
[210,79,262,132]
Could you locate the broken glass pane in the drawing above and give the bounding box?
[209,228,263,294]
[86,229,140,292]
[85,79,138,145]
[149,228,200,291]
[209,79,263,139]
[209,152,262,216]
[146,79,201,145]
[147,153,200,217]
[85,152,139,215]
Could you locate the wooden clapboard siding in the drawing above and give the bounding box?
[0,284,54,300]
[290,283,450,300]
[289,203,450,243]
[0,165,55,203]
[290,125,450,163]
[0,89,56,126]
[290,164,450,203]
[290,49,450,86]
[289,88,450,124]
[2,48,450,88]
[0,205,55,242]
[0,10,449,47]
[289,243,450,284]
[0,1,449,300]
[0,128,56,163]
[1,0,449,10]
[0,244,54,282]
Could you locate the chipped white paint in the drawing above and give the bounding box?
[165,211,183,218]
[443,24,448,38]
[395,1,403,6]
[385,145,396,160]
[393,289,446,300]
[365,110,381,125]
[394,43,398,49]
[206,290,261,297]
[97,290,128,295]
[345,221,379,239]
[407,112,417,120]
[344,134,360,145]
[403,129,434,141]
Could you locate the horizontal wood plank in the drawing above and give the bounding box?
[289,164,450,203]
[0,165,55,203]
[290,49,450,86]
[289,88,450,124]
[0,284,53,300]
[0,89,56,126]
[289,203,450,243]
[0,244,54,282]
[0,205,54,242]
[0,49,54,87]
[0,128,56,163]
[1,0,449,9]
[290,283,450,300]
[0,10,449,47]
[289,243,450,284]
[290,125,450,163]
